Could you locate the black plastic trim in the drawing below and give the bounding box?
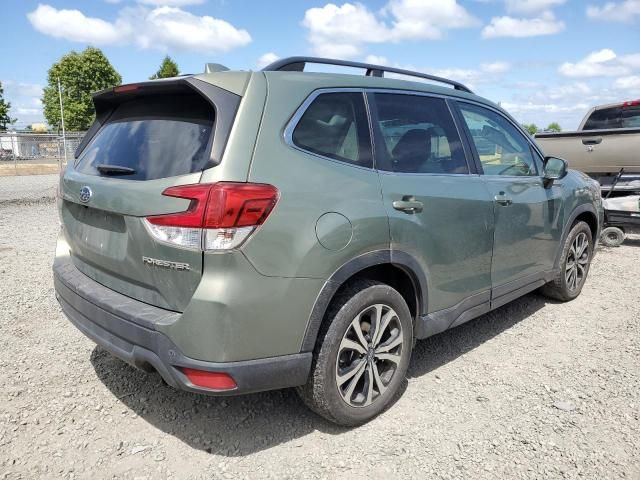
[300,249,428,352]
[53,258,312,395]
[555,203,600,268]
[416,290,490,339]
[262,56,474,93]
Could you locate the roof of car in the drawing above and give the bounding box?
[259,70,497,109]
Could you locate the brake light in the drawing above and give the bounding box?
[144,182,278,251]
[182,368,237,390]
[114,84,139,93]
[623,99,640,107]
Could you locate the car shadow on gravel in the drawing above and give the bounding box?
[90,291,551,457]
[408,291,551,379]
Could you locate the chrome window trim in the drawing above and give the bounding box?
[283,86,544,178]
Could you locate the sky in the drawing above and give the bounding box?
[1,0,639,130]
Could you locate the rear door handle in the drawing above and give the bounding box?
[393,196,423,214]
[582,137,602,145]
[494,193,512,206]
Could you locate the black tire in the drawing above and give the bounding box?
[297,279,413,426]
[600,226,625,247]
[541,221,593,302]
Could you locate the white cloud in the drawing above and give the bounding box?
[615,75,640,88]
[257,52,280,69]
[429,62,511,89]
[587,0,640,22]
[482,11,565,38]
[2,80,43,98]
[137,0,205,5]
[559,48,639,77]
[384,0,479,40]
[27,4,123,44]
[302,1,477,58]
[505,0,566,15]
[481,61,511,74]
[364,55,389,65]
[27,3,251,54]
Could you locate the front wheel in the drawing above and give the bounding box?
[541,221,593,302]
[297,279,413,426]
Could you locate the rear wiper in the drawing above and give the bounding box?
[96,164,136,176]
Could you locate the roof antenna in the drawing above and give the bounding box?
[204,63,230,73]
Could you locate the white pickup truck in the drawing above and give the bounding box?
[536,100,640,193]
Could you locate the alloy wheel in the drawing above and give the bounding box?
[565,232,590,291]
[335,304,404,408]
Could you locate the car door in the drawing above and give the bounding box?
[368,92,495,316]
[455,101,564,300]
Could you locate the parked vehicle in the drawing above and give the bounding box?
[53,57,603,426]
[535,100,640,194]
[600,169,640,247]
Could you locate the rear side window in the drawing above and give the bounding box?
[622,106,640,128]
[77,93,214,181]
[292,92,372,168]
[370,93,469,174]
[583,107,621,130]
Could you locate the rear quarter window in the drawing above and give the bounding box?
[291,92,372,168]
[76,93,215,181]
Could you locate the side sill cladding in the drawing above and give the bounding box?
[300,250,428,352]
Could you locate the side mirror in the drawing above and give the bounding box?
[543,157,568,188]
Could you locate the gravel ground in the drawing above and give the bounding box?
[1,176,639,479]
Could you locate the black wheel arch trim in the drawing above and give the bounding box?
[555,203,599,269]
[300,249,428,352]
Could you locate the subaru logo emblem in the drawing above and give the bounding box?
[79,186,92,203]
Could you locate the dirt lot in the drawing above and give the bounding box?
[1,175,639,479]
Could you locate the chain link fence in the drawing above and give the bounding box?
[0,132,85,176]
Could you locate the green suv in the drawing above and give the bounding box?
[54,57,603,426]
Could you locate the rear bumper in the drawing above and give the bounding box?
[53,257,312,395]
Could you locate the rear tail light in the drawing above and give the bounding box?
[623,99,640,107]
[181,368,237,390]
[144,182,278,251]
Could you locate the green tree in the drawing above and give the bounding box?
[0,81,16,130]
[42,47,121,131]
[546,122,562,132]
[150,55,179,79]
[522,123,539,135]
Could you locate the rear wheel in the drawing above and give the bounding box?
[541,221,593,302]
[297,279,413,426]
[600,226,625,247]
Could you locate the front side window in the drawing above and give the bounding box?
[371,93,469,174]
[292,92,372,168]
[458,103,537,177]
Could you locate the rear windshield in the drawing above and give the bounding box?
[76,94,215,180]
[583,105,640,130]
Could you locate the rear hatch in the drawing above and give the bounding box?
[59,77,242,312]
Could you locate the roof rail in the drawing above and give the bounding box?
[261,56,473,94]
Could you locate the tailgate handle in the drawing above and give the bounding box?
[582,137,602,145]
[393,196,423,214]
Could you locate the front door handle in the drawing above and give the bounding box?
[393,196,423,214]
[582,137,602,146]
[494,192,512,206]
